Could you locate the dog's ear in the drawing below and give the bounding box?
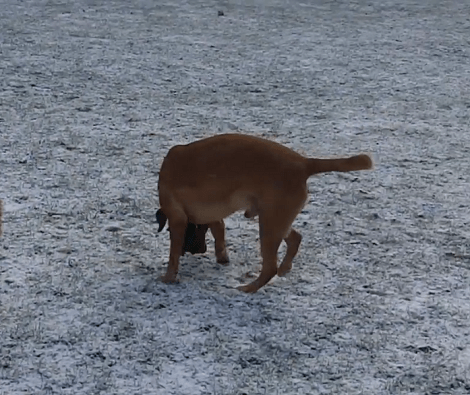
[182,223,197,255]
[190,224,208,254]
[156,209,167,232]
[183,223,208,255]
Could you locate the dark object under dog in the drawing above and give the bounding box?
[156,209,208,255]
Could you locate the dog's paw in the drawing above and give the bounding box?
[160,274,179,284]
[277,266,292,277]
[217,255,230,265]
[236,283,259,293]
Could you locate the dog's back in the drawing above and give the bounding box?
[159,133,371,194]
[159,134,307,189]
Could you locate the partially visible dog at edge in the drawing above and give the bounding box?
[156,133,373,293]
[0,199,3,237]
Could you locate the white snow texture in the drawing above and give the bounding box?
[1,0,470,394]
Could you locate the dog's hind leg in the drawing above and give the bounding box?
[160,210,187,283]
[237,207,292,293]
[209,220,229,264]
[238,189,307,293]
[277,228,302,277]
[237,223,282,293]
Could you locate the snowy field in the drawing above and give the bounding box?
[1,0,470,393]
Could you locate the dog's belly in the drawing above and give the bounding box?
[180,190,252,224]
[186,203,239,223]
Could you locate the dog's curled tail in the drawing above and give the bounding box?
[156,209,167,232]
[307,154,373,176]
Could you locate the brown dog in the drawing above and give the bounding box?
[157,133,372,293]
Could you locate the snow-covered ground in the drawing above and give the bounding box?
[1,0,470,393]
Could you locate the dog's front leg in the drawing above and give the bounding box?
[161,218,187,283]
[209,220,229,264]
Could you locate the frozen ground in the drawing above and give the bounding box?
[1,0,470,393]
